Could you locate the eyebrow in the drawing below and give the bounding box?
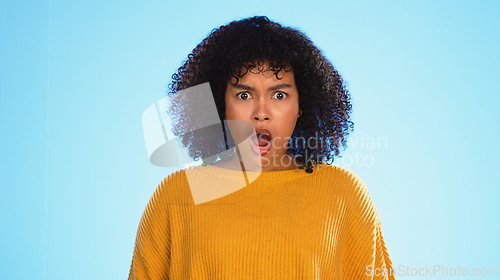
[230,83,292,91]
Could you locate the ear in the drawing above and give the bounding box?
[298,109,302,118]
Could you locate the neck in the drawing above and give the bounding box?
[212,150,302,172]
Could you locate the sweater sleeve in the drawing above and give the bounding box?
[373,212,395,280]
[342,172,395,280]
[128,179,171,280]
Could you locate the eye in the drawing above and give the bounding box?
[236,92,251,100]
[273,91,288,100]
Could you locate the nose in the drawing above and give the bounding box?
[252,100,270,121]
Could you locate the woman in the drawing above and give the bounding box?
[129,16,395,279]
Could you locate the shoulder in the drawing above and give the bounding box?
[319,163,377,213]
[151,167,194,206]
[159,168,189,187]
[316,163,366,189]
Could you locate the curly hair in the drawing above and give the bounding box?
[167,16,353,172]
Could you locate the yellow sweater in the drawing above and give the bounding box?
[128,163,395,279]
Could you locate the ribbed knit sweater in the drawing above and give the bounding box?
[128,162,395,279]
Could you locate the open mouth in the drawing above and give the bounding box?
[250,129,272,155]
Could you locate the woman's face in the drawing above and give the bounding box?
[224,62,301,171]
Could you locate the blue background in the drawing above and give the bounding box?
[1,0,499,279]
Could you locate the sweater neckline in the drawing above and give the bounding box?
[192,162,330,182]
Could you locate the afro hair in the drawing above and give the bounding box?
[167,16,354,171]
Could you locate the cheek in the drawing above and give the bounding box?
[285,118,299,137]
[224,101,238,119]
[281,105,300,128]
[275,111,299,139]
